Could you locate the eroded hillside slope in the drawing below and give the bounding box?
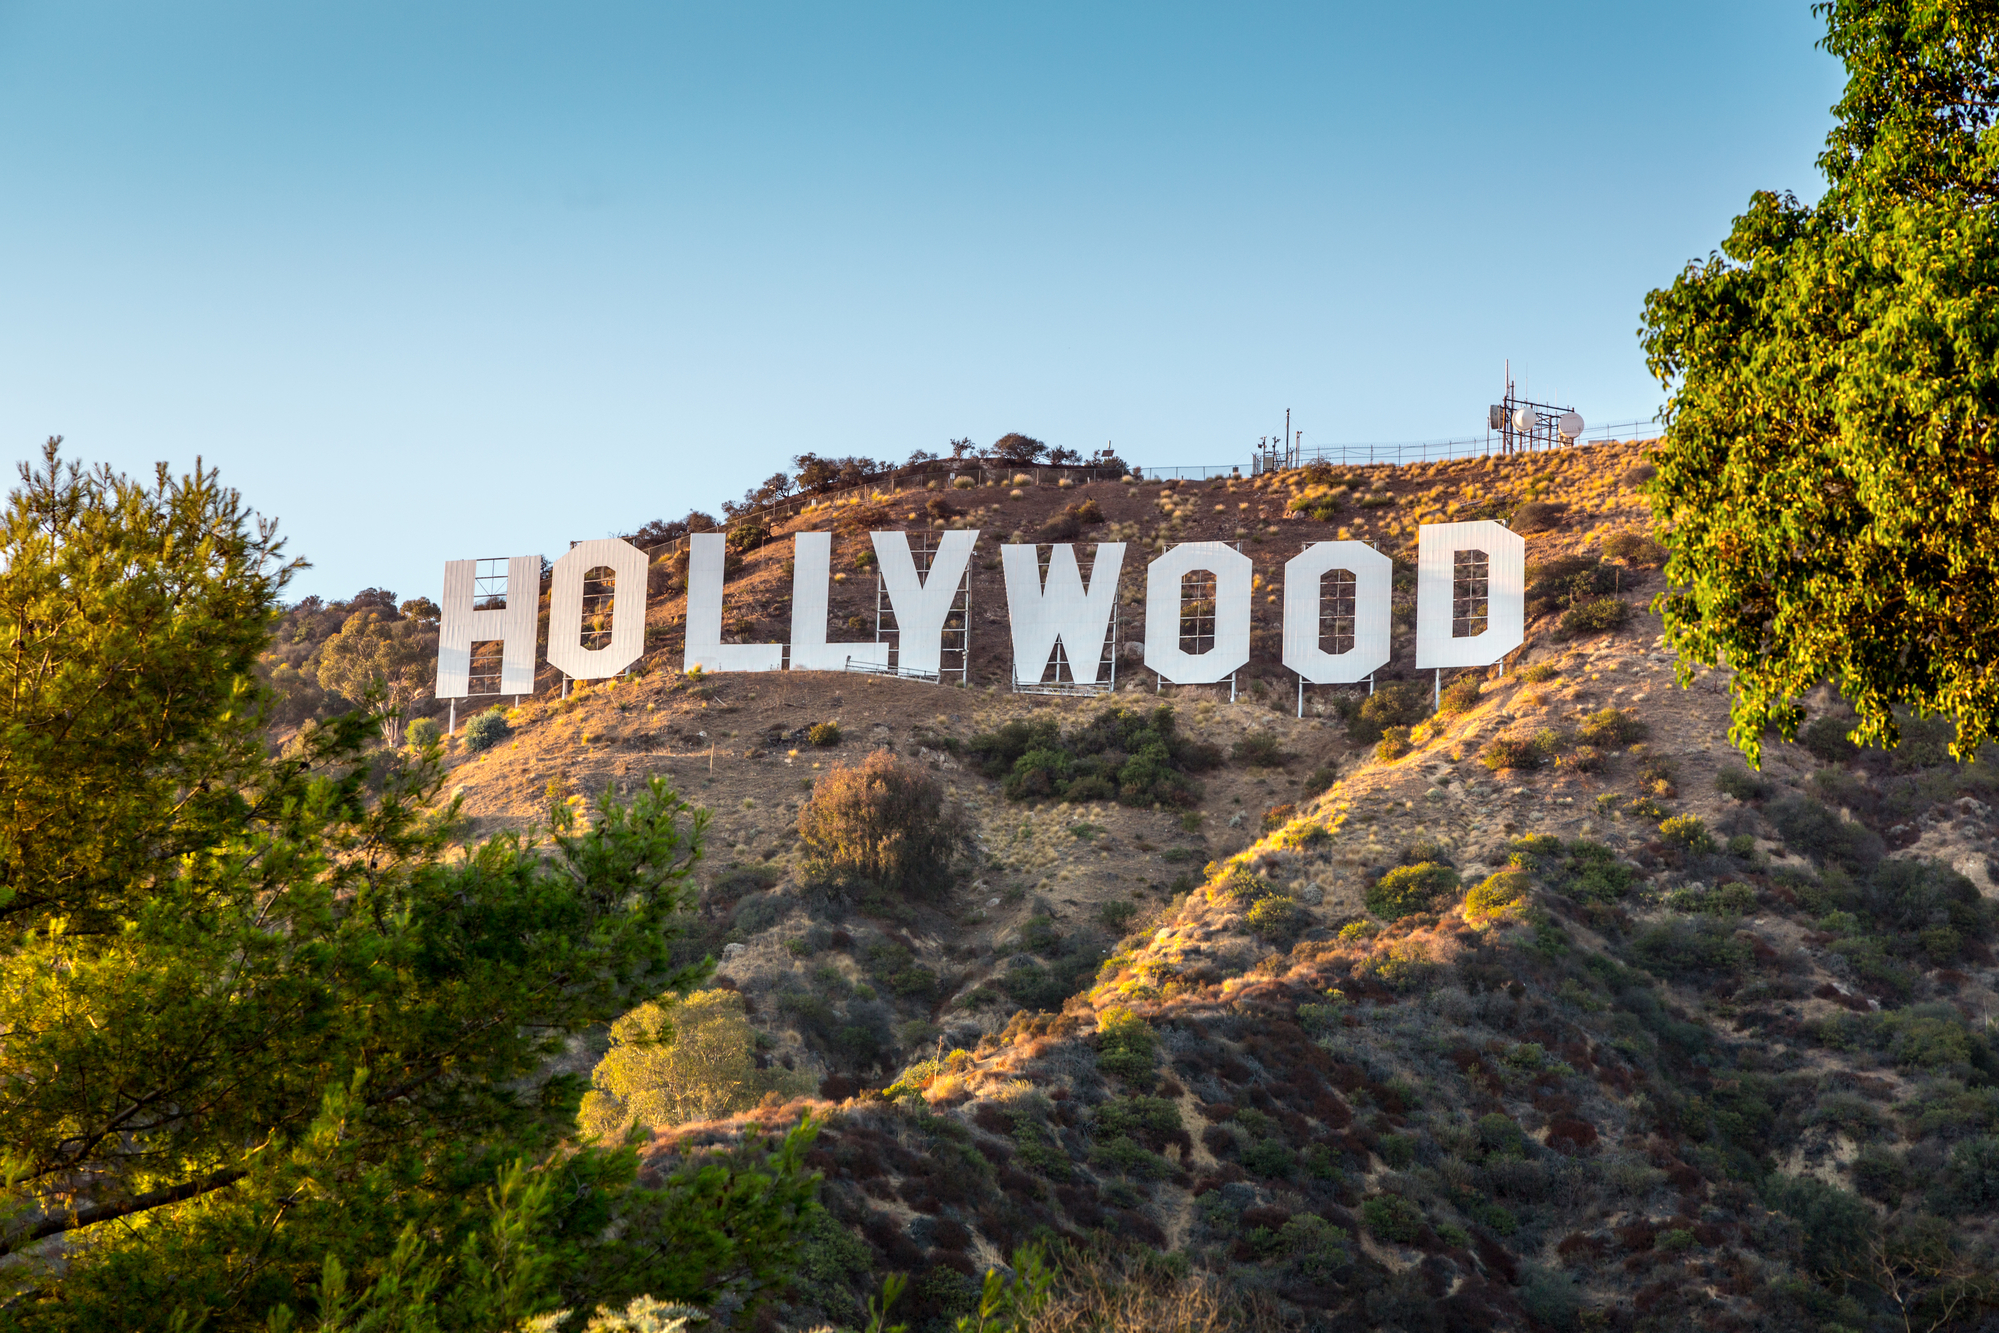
[432,444,1999,1332]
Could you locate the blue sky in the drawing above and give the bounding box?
[0,2,1844,601]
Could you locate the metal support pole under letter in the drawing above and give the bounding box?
[1435,668,1441,712]
[448,699,455,736]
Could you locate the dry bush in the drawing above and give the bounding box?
[1512,499,1565,532]
[1027,1251,1284,1333]
[798,750,967,898]
[1603,529,1668,568]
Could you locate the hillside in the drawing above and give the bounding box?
[432,442,1999,1332]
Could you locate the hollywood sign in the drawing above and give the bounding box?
[434,520,1524,697]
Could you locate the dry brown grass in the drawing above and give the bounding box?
[1027,1252,1289,1333]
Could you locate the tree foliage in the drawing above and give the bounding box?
[0,444,816,1330]
[1641,0,1999,764]
[315,605,438,743]
[580,990,808,1142]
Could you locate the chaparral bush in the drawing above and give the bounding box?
[1367,862,1461,919]
[799,750,967,898]
[462,705,510,752]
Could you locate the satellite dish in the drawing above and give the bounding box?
[1558,411,1585,439]
[1512,406,1536,432]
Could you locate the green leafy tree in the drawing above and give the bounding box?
[1641,0,1999,764]
[0,443,816,1331]
[315,606,438,744]
[580,990,809,1141]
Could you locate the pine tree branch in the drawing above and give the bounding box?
[0,1166,246,1257]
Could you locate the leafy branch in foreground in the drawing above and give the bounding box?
[0,442,816,1331]
[1640,2,1999,765]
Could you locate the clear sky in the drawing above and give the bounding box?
[0,2,1845,601]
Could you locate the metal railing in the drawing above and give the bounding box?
[1251,418,1662,472]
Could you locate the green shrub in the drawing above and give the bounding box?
[1860,858,1991,940]
[1096,1094,1182,1139]
[1345,681,1428,744]
[1762,1174,1874,1272]
[462,706,510,752]
[405,716,441,750]
[1436,674,1483,715]
[1715,766,1773,801]
[1360,1194,1423,1243]
[1727,833,1758,857]
[807,721,842,747]
[1630,916,1752,977]
[1525,554,1615,615]
[1519,1265,1583,1332]
[1578,707,1648,747]
[1658,814,1715,851]
[1809,1091,1888,1140]
[1232,729,1290,767]
[731,893,787,935]
[1219,868,1270,902]
[1507,836,1636,902]
[1300,764,1339,798]
[1603,530,1668,567]
[1476,1112,1525,1159]
[1664,881,1755,916]
[969,705,1218,807]
[1367,862,1461,919]
[1375,726,1414,763]
[1890,714,1960,771]
[1877,1006,1982,1071]
[579,989,804,1141]
[1902,1079,1999,1141]
[1798,715,1860,765]
[1245,894,1304,939]
[1376,1134,1416,1169]
[1853,1144,1908,1201]
[1480,733,1544,771]
[798,750,967,898]
[1770,796,1883,871]
[1560,596,1630,635]
[1098,900,1141,932]
[1096,1008,1157,1087]
[1464,869,1529,925]
[1934,1136,1999,1215]
[1242,1139,1297,1179]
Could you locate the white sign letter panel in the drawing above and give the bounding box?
[1143,542,1252,684]
[437,555,540,698]
[789,532,890,672]
[547,538,651,680]
[872,529,977,677]
[1001,542,1125,686]
[1282,542,1392,683]
[683,532,784,674]
[1415,520,1525,669]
